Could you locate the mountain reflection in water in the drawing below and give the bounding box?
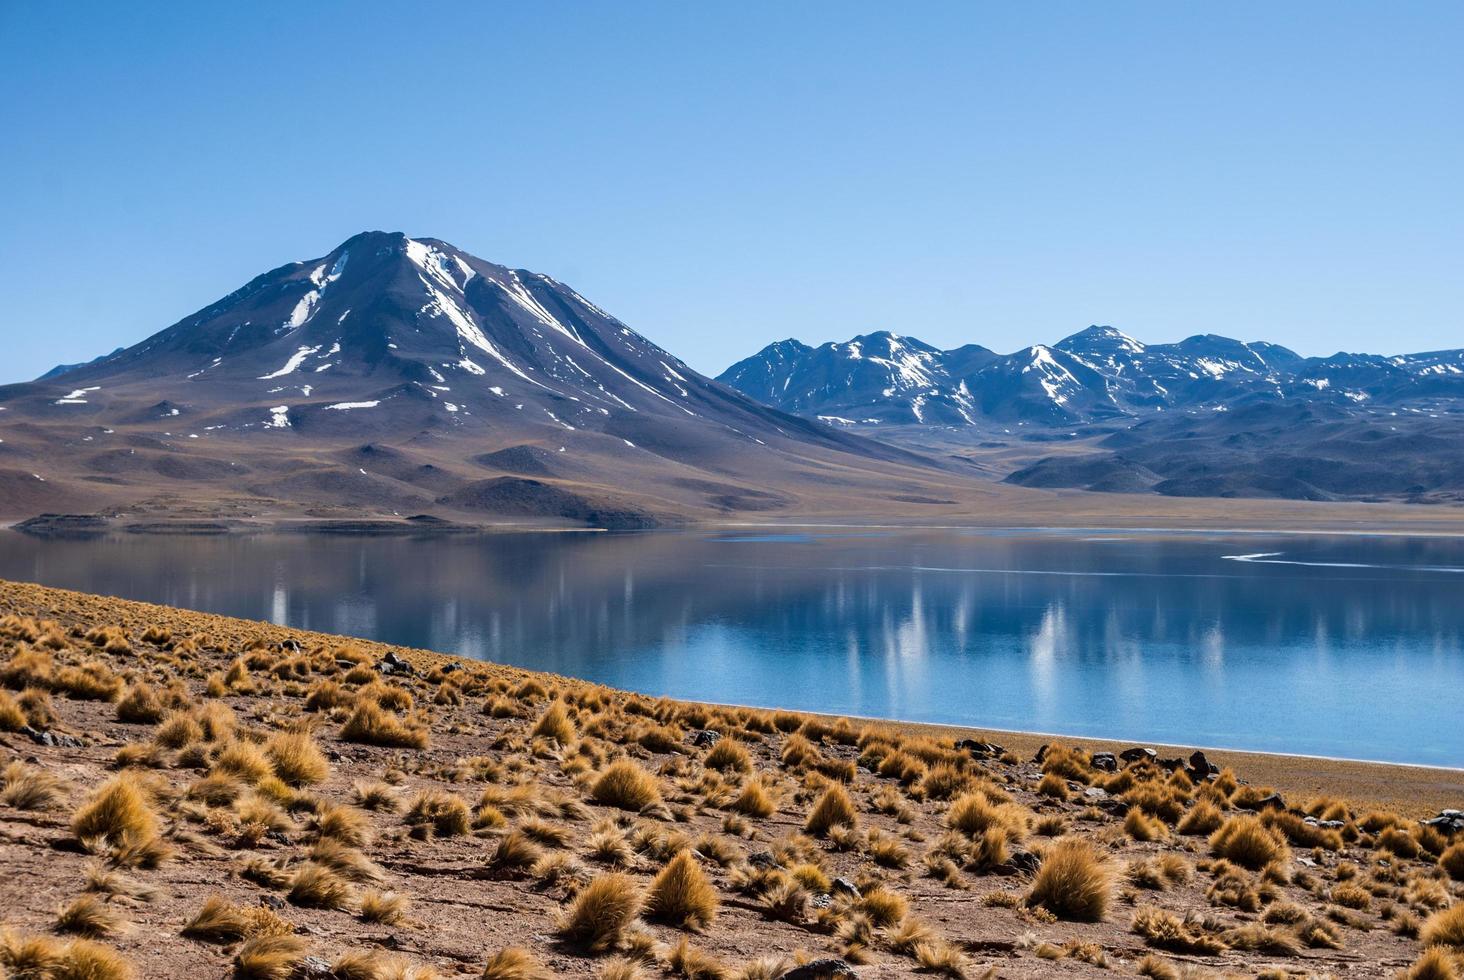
[1,528,1460,766]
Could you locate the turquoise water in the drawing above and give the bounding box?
[2,528,1461,766]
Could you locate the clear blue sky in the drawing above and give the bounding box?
[2,2,1460,384]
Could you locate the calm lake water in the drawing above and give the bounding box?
[1,528,1461,767]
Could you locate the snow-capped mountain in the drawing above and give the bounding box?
[720,325,1464,430]
[0,232,944,526]
[721,325,1464,502]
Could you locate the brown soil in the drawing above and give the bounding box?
[1,579,1460,979]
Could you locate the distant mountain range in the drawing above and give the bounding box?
[719,327,1464,428]
[0,232,968,527]
[720,328,1464,502]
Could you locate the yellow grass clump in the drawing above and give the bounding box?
[71,773,158,843]
[590,760,662,811]
[1208,815,1289,870]
[704,739,751,773]
[340,699,429,749]
[1403,947,1462,980]
[529,700,576,745]
[1026,839,1115,922]
[804,784,857,836]
[1439,842,1464,881]
[234,934,308,980]
[404,789,471,839]
[557,872,643,953]
[1422,903,1464,949]
[264,730,330,786]
[55,894,129,937]
[646,850,719,930]
[480,946,555,980]
[115,682,164,724]
[728,777,776,818]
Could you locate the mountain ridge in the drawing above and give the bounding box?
[718,326,1464,502]
[0,232,969,527]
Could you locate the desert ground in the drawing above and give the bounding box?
[2,579,1462,979]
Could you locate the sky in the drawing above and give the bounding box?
[1,3,1460,385]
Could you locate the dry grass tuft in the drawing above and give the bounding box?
[1208,814,1289,870]
[71,773,157,843]
[1026,838,1114,922]
[359,889,407,924]
[340,700,428,749]
[1403,947,1462,980]
[1176,800,1224,836]
[115,683,164,724]
[182,896,251,943]
[287,862,355,909]
[264,730,329,786]
[912,938,975,978]
[557,872,642,953]
[591,760,662,811]
[55,894,128,937]
[404,789,471,839]
[234,934,308,980]
[1440,842,1464,881]
[1422,904,1464,949]
[2,759,64,810]
[662,937,727,980]
[56,936,138,979]
[803,784,856,836]
[1130,907,1227,955]
[704,739,751,773]
[480,947,554,980]
[728,778,776,818]
[646,850,719,930]
[529,700,575,746]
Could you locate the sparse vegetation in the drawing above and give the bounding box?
[646,850,719,930]
[558,872,643,953]
[591,760,662,811]
[0,584,1448,978]
[1027,838,1114,921]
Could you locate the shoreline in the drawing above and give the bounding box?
[10,515,1464,539]
[2,576,1458,815]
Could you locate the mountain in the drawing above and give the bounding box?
[720,326,1464,502]
[0,232,974,527]
[38,348,124,381]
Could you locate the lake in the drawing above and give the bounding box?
[1,527,1461,766]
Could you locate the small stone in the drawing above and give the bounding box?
[1082,786,1109,801]
[748,851,778,870]
[297,955,333,977]
[261,894,287,909]
[1090,752,1118,773]
[1120,746,1157,764]
[830,876,860,898]
[21,726,83,748]
[1244,792,1285,811]
[375,651,415,676]
[778,958,858,980]
[809,892,834,909]
[691,730,722,748]
[1423,811,1464,834]
[955,738,1003,758]
[1003,850,1042,875]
